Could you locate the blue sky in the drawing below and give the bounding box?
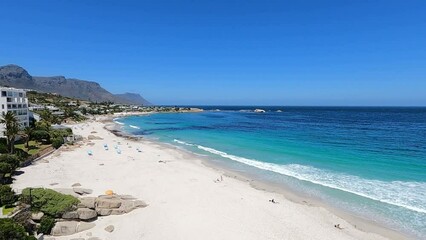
[0,0,425,106]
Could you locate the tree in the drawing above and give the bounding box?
[21,127,33,149]
[0,218,36,240]
[31,130,50,143]
[0,112,20,153]
[0,185,16,206]
[39,109,53,123]
[35,120,50,131]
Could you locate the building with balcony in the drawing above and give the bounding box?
[0,87,29,136]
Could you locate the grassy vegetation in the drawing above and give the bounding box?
[2,206,14,215]
[14,141,50,156]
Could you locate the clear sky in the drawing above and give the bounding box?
[0,0,425,106]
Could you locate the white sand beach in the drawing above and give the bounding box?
[12,119,399,240]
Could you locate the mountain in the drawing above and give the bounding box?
[114,93,152,106]
[32,76,118,103]
[0,64,151,105]
[0,64,36,89]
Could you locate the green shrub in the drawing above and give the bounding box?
[0,163,12,174]
[51,138,63,149]
[34,120,51,131]
[0,185,16,206]
[49,128,72,139]
[0,218,35,240]
[31,130,50,142]
[0,143,8,154]
[20,188,79,217]
[14,149,30,161]
[0,154,20,169]
[38,216,55,234]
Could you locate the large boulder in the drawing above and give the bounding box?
[62,211,79,220]
[110,209,126,215]
[78,197,96,209]
[31,212,44,221]
[93,195,147,216]
[96,208,112,216]
[51,221,95,236]
[119,200,147,213]
[96,196,122,209]
[77,208,97,220]
[73,188,93,195]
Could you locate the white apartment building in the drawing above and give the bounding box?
[0,87,29,135]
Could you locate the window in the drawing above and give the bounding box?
[18,104,21,108]
[19,93,23,97]
[7,98,12,102]
[1,104,3,109]
[1,91,6,97]
[7,92,12,97]
[12,104,17,108]
[23,104,27,108]
[7,104,11,108]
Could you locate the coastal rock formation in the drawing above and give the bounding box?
[73,188,93,195]
[62,194,147,220]
[76,208,97,220]
[88,135,103,140]
[78,197,96,209]
[51,221,95,236]
[62,211,79,220]
[96,196,122,209]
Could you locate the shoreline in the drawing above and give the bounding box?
[11,116,409,240]
[109,115,410,240]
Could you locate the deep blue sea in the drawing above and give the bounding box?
[118,106,426,238]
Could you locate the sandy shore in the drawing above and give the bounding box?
[12,119,402,240]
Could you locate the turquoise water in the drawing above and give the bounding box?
[118,107,426,238]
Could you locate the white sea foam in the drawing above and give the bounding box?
[114,121,125,125]
[174,140,426,214]
[173,139,195,146]
[129,125,140,129]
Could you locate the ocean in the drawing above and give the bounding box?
[117,106,426,238]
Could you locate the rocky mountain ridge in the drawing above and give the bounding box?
[0,64,152,105]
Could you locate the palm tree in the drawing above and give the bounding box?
[0,112,20,153]
[22,126,33,149]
